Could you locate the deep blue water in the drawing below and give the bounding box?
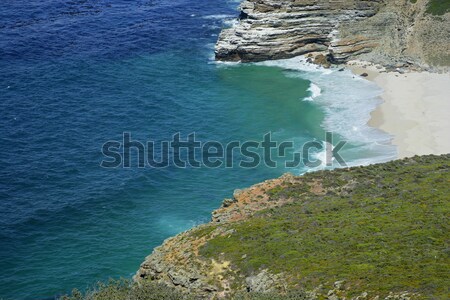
[0,1,396,299]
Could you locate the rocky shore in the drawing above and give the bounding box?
[134,174,297,298]
[131,2,450,299]
[135,155,449,299]
[215,0,449,68]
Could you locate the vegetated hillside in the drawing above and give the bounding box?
[425,0,450,15]
[135,154,449,299]
[64,155,449,300]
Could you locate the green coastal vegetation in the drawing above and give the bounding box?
[62,154,449,299]
[61,279,308,300]
[410,0,450,15]
[425,0,450,15]
[199,155,449,298]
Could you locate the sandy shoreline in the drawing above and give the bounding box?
[347,61,450,159]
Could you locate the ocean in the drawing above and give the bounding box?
[0,0,396,299]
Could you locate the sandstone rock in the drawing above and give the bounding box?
[355,291,369,300]
[215,0,381,63]
[245,270,279,293]
[233,189,243,199]
[328,294,339,300]
[135,174,302,298]
[334,280,345,290]
[222,198,237,207]
[313,54,331,68]
[215,0,450,67]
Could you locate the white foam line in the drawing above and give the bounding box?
[213,55,397,166]
[258,56,397,166]
[201,14,236,20]
[304,82,322,101]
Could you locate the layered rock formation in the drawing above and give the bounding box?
[215,0,450,66]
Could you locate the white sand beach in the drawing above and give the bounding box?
[348,61,450,158]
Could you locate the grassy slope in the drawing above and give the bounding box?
[200,155,449,298]
[426,0,450,15]
[409,0,450,15]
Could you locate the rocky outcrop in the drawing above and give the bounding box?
[133,171,391,298]
[134,174,300,298]
[215,0,450,66]
[134,154,449,299]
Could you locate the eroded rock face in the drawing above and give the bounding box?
[133,154,449,298]
[215,0,450,66]
[134,173,331,298]
[134,174,300,298]
[134,225,219,298]
[245,270,283,293]
[215,0,381,63]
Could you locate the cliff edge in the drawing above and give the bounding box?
[135,155,450,299]
[215,0,450,67]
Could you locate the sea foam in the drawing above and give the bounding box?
[258,56,397,168]
[304,83,322,101]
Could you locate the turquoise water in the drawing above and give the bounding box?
[0,1,395,299]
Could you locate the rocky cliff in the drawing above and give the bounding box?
[134,174,298,298]
[215,0,450,67]
[135,155,450,299]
